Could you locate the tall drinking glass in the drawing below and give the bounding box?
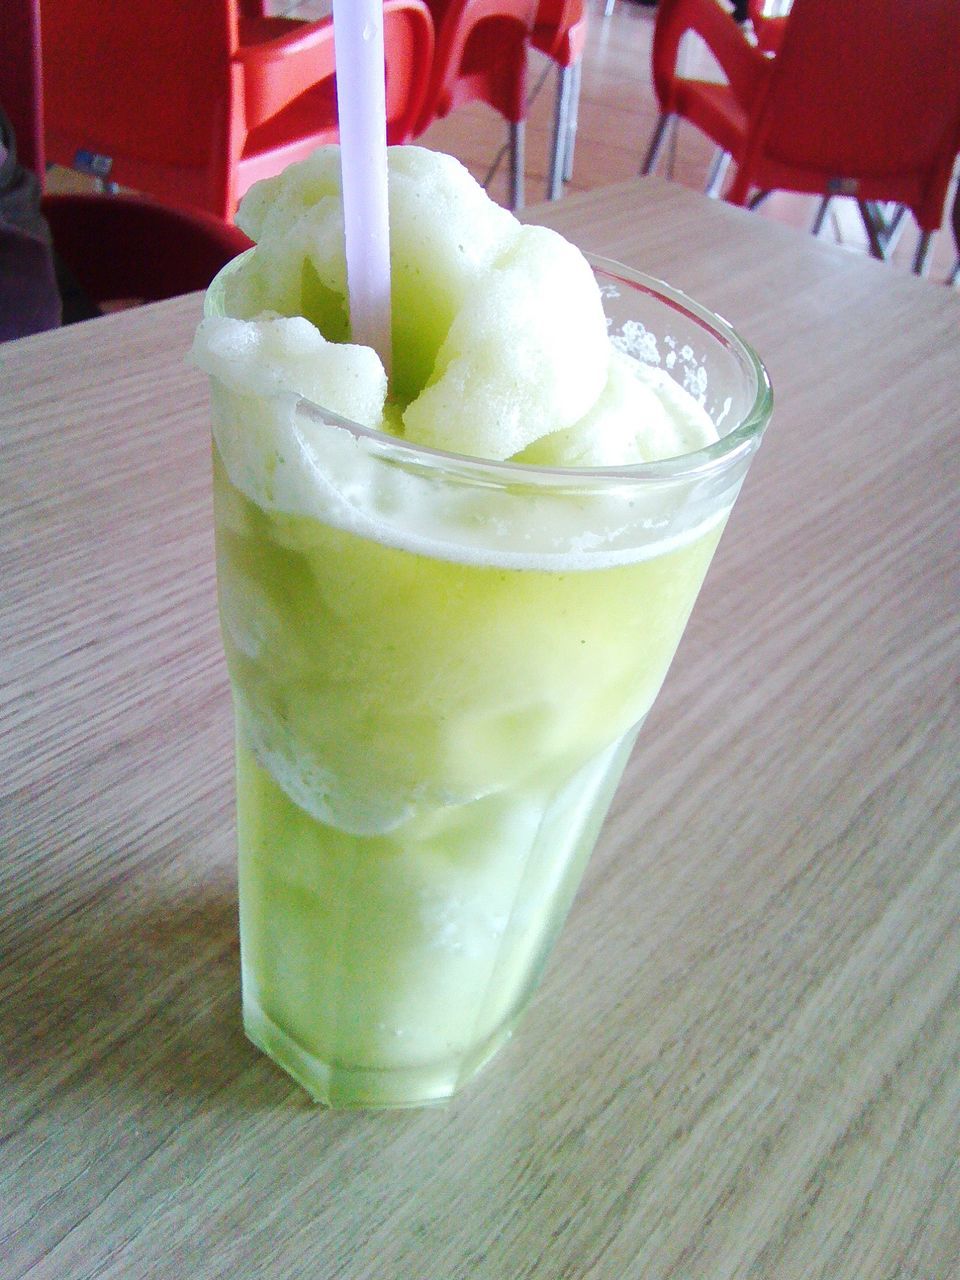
[205,257,772,1107]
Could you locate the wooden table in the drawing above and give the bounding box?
[2,179,958,1279]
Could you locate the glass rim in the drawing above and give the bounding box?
[207,250,773,490]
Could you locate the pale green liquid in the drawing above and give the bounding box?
[214,448,724,1106]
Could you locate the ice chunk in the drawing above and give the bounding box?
[235,146,343,243]
[198,144,719,477]
[226,146,520,404]
[192,314,386,427]
[401,224,609,462]
[385,147,519,401]
[515,352,718,467]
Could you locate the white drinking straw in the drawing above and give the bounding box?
[332,0,393,375]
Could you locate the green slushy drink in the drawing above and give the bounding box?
[194,147,770,1107]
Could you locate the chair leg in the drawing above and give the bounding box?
[705,149,731,198]
[641,113,674,176]
[884,204,908,245]
[509,121,525,212]
[604,0,616,15]
[858,200,888,260]
[912,231,934,277]
[562,59,582,183]
[548,64,576,201]
[949,257,960,286]
[812,196,831,237]
[858,199,913,261]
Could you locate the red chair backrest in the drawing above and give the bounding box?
[41,0,433,215]
[532,0,586,64]
[758,0,960,220]
[424,0,539,126]
[2,0,254,312]
[383,0,436,140]
[41,0,238,174]
[650,0,764,118]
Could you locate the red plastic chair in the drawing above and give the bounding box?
[2,0,253,324]
[41,0,434,220]
[532,0,588,200]
[418,0,539,211]
[641,0,960,274]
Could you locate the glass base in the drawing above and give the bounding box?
[235,726,643,1108]
[243,992,517,1108]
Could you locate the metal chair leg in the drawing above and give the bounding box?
[641,113,674,176]
[562,58,582,183]
[912,230,933,277]
[858,200,910,261]
[812,196,831,237]
[884,204,908,244]
[509,120,525,212]
[705,148,731,197]
[604,0,616,15]
[548,64,575,200]
[858,199,888,259]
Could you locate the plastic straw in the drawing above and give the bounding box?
[332,0,393,374]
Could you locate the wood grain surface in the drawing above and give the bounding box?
[1,178,959,1280]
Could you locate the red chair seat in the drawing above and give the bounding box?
[41,191,253,308]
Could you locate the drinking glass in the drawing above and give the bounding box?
[205,257,772,1107]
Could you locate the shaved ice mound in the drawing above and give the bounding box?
[192,145,717,468]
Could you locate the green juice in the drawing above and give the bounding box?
[214,446,725,1106]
